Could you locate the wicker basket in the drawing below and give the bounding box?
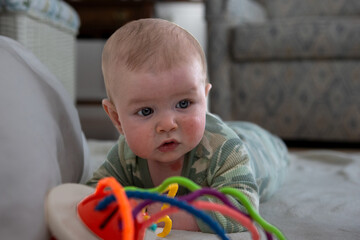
[0,12,77,101]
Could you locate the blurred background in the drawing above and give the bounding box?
[1,0,359,148]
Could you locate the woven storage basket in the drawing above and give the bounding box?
[0,12,77,101]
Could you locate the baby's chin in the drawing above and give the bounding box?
[143,149,189,165]
[147,153,185,165]
[131,138,201,163]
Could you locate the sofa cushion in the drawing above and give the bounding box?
[232,17,360,61]
[264,0,360,18]
[230,60,360,141]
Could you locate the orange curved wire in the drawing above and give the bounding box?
[97,177,134,240]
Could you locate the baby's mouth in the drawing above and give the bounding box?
[158,140,179,153]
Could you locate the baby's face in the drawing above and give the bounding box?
[110,58,210,165]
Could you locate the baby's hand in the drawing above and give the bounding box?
[146,202,163,215]
[146,202,165,227]
[146,202,200,231]
[168,209,200,231]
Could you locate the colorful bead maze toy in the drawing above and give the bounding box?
[76,176,286,240]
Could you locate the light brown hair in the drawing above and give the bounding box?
[102,18,207,101]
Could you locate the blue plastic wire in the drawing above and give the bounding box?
[96,194,116,210]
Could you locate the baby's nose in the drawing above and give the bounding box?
[156,113,178,133]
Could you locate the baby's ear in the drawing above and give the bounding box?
[205,83,212,97]
[102,99,124,134]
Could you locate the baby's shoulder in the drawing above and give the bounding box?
[107,135,137,165]
[190,114,249,181]
[204,112,241,142]
[197,113,244,159]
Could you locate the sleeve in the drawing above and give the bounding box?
[86,142,132,187]
[196,138,259,233]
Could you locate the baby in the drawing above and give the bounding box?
[87,18,288,233]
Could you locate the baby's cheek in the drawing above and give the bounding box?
[125,128,152,157]
[182,115,206,143]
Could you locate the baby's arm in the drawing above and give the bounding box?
[197,139,259,233]
[170,210,200,231]
[86,142,132,187]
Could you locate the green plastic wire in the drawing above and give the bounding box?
[124,176,201,193]
[220,187,286,240]
[124,176,286,240]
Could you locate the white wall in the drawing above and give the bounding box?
[155,2,206,54]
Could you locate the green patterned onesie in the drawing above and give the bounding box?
[87,113,289,233]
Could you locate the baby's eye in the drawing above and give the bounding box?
[137,107,153,116]
[176,100,190,109]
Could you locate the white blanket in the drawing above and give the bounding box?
[260,150,360,240]
[85,140,360,239]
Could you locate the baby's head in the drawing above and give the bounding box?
[102,18,208,100]
[102,19,211,165]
